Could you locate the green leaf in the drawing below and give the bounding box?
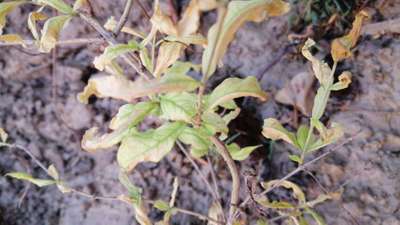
[288,154,302,164]
[39,15,72,53]
[6,172,56,187]
[34,0,74,15]
[139,48,154,73]
[256,197,295,209]
[109,102,158,130]
[222,108,241,125]
[118,122,185,171]
[178,127,211,158]
[119,171,142,204]
[201,111,228,135]
[296,124,309,150]
[227,143,260,161]
[0,1,26,35]
[93,40,141,71]
[202,0,290,78]
[160,92,197,123]
[262,118,299,148]
[154,200,170,212]
[311,86,330,121]
[206,76,267,111]
[164,34,207,46]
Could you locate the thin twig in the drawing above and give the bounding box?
[134,0,150,20]
[0,38,104,47]
[113,0,133,36]
[174,207,224,225]
[209,136,240,225]
[70,189,122,201]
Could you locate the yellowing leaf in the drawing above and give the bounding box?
[331,11,368,62]
[206,76,268,111]
[110,102,158,130]
[6,172,56,187]
[178,127,211,157]
[331,71,352,91]
[0,34,25,46]
[118,122,185,171]
[0,1,26,34]
[178,0,200,36]
[0,127,8,142]
[227,143,260,161]
[151,0,178,36]
[93,40,140,71]
[153,42,184,78]
[302,39,333,87]
[104,16,145,38]
[308,122,343,152]
[77,71,199,104]
[81,126,133,152]
[28,11,48,40]
[202,0,290,78]
[39,15,71,53]
[262,118,299,148]
[160,92,197,123]
[34,0,74,15]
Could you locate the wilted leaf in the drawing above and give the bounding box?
[0,127,8,142]
[178,0,200,36]
[118,122,185,171]
[308,122,343,152]
[153,42,184,78]
[34,0,74,15]
[119,171,142,204]
[93,40,140,71]
[39,15,71,53]
[0,34,25,46]
[262,180,306,204]
[331,71,352,91]
[110,102,158,130]
[257,219,269,225]
[178,127,211,157]
[227,143,260,161]
[331,11,368,62]
[262,118,299,148]
[306,194,331,208]
[206,76,267,111]
[0,1,26,35]
[6,172,56,187]
[302,39,333,87]
[275,72,315,116]
[104,16,145,38]
[164,34,207,46]
[28,11,48,40]
[81,126,133,152]
[151,0,178,36]
[77,72,199,104]
[160,92,197,123]
[202,0,290,78]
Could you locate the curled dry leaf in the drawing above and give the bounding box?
[177,0,200,36]
[151,0,178,36]
[0,0,26,34]
[275,72,315,116]
[331,10,369,62]
[206,76,268,111]
[104,16,145,38]
[153,42,184,77]
[39,15,71,53]
[28,11,48,40]
[81,126,132,152]
[331,71,352,91]
[262,118,299,148]
[202,0,290,78]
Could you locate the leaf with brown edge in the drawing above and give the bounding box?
[331,71,352,91]
[331,11,369,62]
[117,122,185,171]
[28,11,48,40]
[0,1,26,35]
[202,0,290,78]
[81,126,133,153]
[205,76,267,111]
[153,41,184,78]
[0,34,25,46]
[39,15,71,53]
[262,118,299,148]
[77,72,199,104]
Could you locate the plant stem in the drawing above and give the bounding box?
[113,0,133,36]
[210,136,240,224]
[174,207,224,225]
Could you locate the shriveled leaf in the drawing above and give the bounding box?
[164,34,207,46]
[0,34,25,46]
[104,16,145,38]
[28,11,48,40]
[262,118,299,148]
[202,0,290,78]
[151,0,177,36]
[178,0,200,36]
[331,71,352,91]
[302,39,333,87]
[206,76,267,111]
[6,172,55,187]
[0,1,26,35]
[39,15,71,53]
[77,72,199,104]
[154,200,170,212]
[227,143,260,161]
[275,72,315,116]
[119,171,142,204]
[34,0,74,15]
[178,127,211,157]
[160,92,197,123]
[118,122,185,171]
[331,11,368,62]
[0,127,8,142]
[93,40,140,71]
[110,102,158,130]
[262,180,306,204]
[153,42,184,78]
